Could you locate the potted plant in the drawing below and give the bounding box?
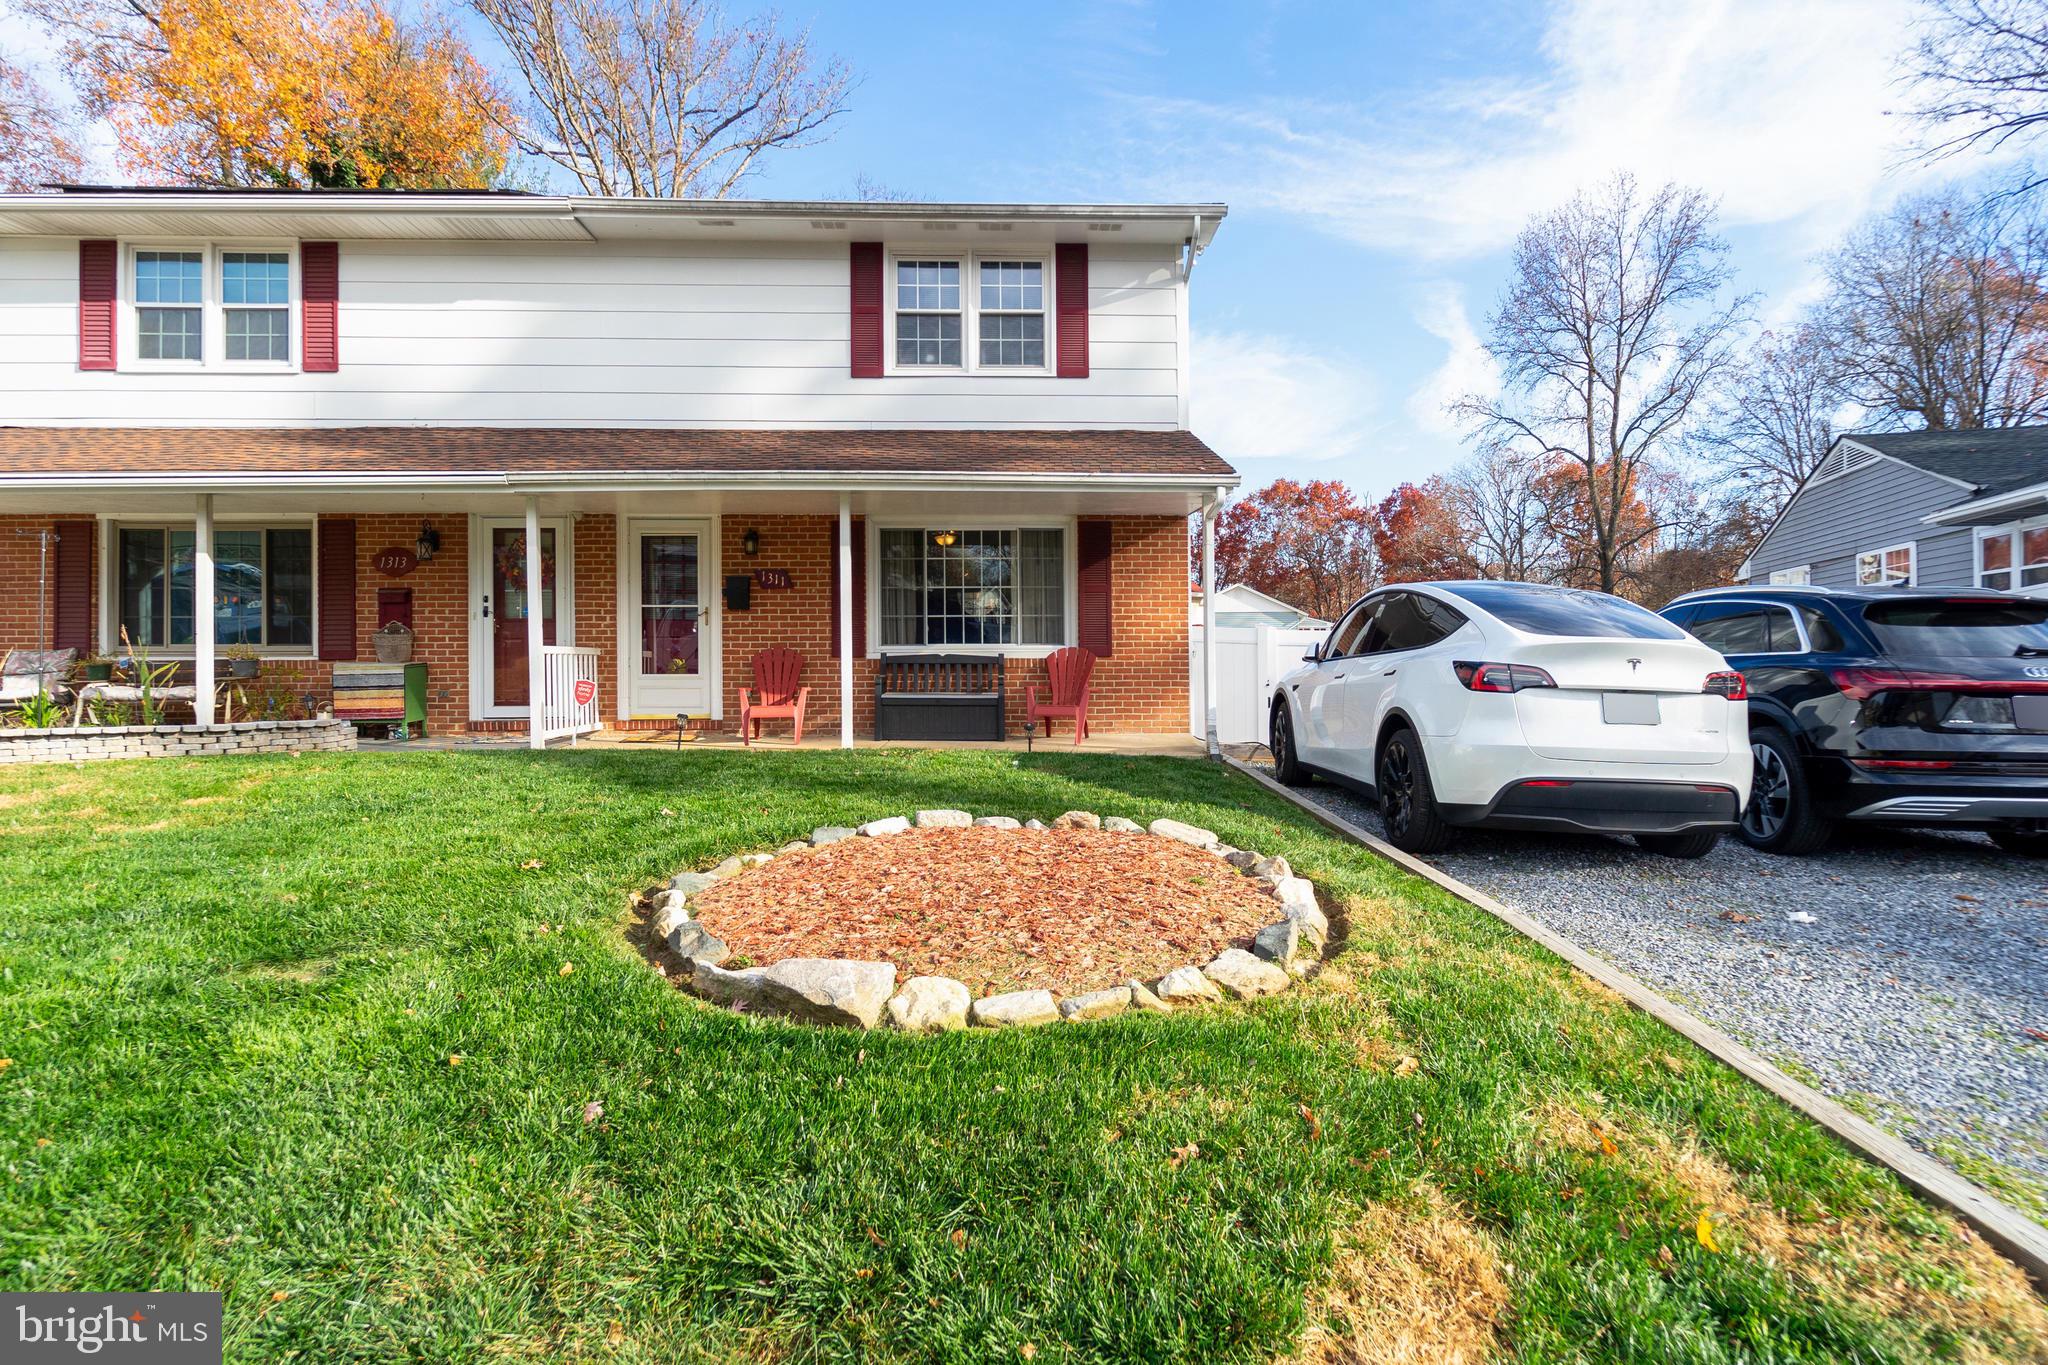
[80,652,114,682]
[223,644,261,680]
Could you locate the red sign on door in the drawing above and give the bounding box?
[755,568,793,590]
[572,678,597,707]
[372,547,418,577]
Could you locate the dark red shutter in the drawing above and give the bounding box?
[850,242,884,378]
[52,520,94,654]
[1055,242,1089,378]
[317,518,357,660]
[1077,518,1113,657]
[301,241,339,372]
[828,518,867,656]
[79,241,116,371]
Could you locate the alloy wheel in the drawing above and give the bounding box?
[1744,741,1790,841]
[1379,737,1414,835]
[1274,710,1292,769]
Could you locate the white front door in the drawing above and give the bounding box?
[471,515,573,719]
[625,518,716,719]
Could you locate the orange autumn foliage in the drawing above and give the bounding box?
[31,0,512,188]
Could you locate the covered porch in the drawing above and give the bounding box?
[3,445,1234,753]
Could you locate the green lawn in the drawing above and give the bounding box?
[1,749,2043,1363]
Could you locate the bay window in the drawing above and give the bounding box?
[1978,521,2048,591]
[116,524,314,651]
[878,526,1066,648]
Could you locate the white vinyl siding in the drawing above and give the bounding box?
[0,237,1182,428]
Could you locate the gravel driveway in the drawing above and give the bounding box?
[1254,761,2048,1225]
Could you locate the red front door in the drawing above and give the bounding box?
[490,526,556,709]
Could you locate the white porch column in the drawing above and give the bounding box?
[1201,489,1220,758]
[525,495,545,750]
[194,493,216,726]
[838,492,853,748]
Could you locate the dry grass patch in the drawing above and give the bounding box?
[1288,1185,1507,1365]
[1537,1097,2048,1355]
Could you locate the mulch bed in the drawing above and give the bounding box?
[686,827,1283,994]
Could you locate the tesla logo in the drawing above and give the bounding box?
[1628,658,1642,672]
[2028,666,2048,679]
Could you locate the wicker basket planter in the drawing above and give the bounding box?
[373,623,414,664]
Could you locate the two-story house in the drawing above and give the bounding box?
[0,189,1234,745]
[1741,428,2048,595]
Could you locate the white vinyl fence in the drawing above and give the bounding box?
[1189,624,1326,747]
[539,645,602,744]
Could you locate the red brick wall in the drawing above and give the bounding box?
[333,514,471,731]
[0,515,81,658]
[573,514,619,722]
[713,513,1189,736]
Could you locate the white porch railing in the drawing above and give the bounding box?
[539,646,602,744]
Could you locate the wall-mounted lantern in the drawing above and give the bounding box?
[742,527,761,557]
[414,521,441,564]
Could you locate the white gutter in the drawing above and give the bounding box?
[0,469,1241,494]
[1922,478,2048,524]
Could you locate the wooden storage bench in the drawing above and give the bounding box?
[332,662,427,738]
[874,654,1005,741]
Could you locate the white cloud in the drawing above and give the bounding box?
[1119,0,1990,259]
[1406,283,1498,438]
[1190,329,1376,465]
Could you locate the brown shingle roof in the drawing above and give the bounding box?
[0,427,1233,479]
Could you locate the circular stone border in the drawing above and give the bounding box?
[640,809,1331,1031]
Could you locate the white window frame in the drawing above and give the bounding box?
[98,514,318,657]
[1975,515,2048,596]
[1767,564,1811,585]
[865,516,1077,659]
[883,249,1057,377]
[119,240,301,374]
[1855,541,1916,587]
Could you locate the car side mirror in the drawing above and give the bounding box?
[1303,647,1321,663]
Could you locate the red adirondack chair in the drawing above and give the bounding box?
[739,647,810,745]
[1027,646,1095,745]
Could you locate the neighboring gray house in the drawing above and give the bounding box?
[1742,428,2048,595]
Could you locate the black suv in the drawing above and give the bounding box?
[1659,586,2048,855]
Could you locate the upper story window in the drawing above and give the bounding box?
[127,244,295,369]
[978,260,1044,367]
[895,260,961,366]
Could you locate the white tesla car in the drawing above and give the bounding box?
[1269,581,1751,858]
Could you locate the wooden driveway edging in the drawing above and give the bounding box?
[1220,754,2048,1290]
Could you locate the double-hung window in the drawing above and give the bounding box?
[977,260,1045,367]
[116,524,314,652]
[1978,521,2048,592]
[1856,542,1915,587]
[129,244,294,368]
[877,526,1066,648]
[895,260,961,366]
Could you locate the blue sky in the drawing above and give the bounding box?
[2,0,2012,498]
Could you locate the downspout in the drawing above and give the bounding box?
[1177,214,1202,431]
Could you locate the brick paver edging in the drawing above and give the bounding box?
[1219,754,2048,1292]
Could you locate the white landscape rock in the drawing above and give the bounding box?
[777,840,809,855]
[1271,876,1319,913]
[651,899,691,942]
[973,816,1022,829]
[886,976,972,1033]
[1024,819,1048,831]
[1059,986,1132,1022]
[667,921,729,967]
[741,852,774,867]
[669,870,719,896]
[1253,919,1317,976]
[1155,966,1224,1005]
[915,809,973,829]
[969,989,1060,1028]
[1223,848,1261,871]
[858,815,912,838]
[1127,978,1172,1013]
[1284,899,1330,939]
[1203,948,1291,1000]
[1102,816,1143,833]
[1250,854,1293,882]
[691,958,896,1028]
[811,826,856,845]
[1052,810,1101,831]
[1148,818,1218,850]
[708,856,746,879]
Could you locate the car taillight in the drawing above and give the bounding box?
[1703,671,1747,700]
[1829,667,2048,699]
[1453,661,1557,693]
[1851,758,1957,770]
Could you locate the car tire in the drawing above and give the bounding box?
[1271,702,1310,786]
[1376,726,1453,854]
[1738,726,1833,856]
[1635,830,1721,859]
[1989,828,2048,857]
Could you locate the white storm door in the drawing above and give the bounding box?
[628,519,715,718]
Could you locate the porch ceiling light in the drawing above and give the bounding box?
[414,521,441,564]
[933,529,957,548]
[742,527,760,556]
